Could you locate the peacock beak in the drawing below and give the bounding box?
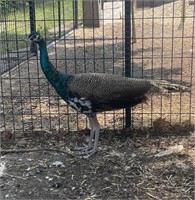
[27,34,33,41]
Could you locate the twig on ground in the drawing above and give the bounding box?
[146,192,159,199]
[5,173,27,180]
[0,148,75,157]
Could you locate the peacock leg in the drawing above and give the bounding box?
[87,114,99,149]
[73,114,100,156]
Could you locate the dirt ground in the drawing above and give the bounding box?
[1,1,195,199]
[1,124,195,199]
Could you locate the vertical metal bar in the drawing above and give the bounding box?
[151,0,154,125]
[178,0,186,29]
[24,2,34,133]
[131,0,136,43]
[141,0,144,125]
[101,0,104,10]
[112,0,116,129]
[13,3,25,133]
[4,8,16,133]
[170,0,176,124]
[122,0,125,128]
[189,4,195,124]
[58,0,61,38]
[102,0,106,128]
[125,0,132,127]
[73,0,78,29]
[72,0,79,130]
[179,0,185,124]
[29,0,37,54]
[160,0,165,119]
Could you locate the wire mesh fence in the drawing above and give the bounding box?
[0,0,80,74]
[0,0,194,134]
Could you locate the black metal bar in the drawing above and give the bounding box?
[29,0,37,54]
[125,0,132,128]
[58,0,61,38]
[73,0,78,29]
[101,0,104,10]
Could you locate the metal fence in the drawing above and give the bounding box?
[0,0,79,74]
[0,0,194,134]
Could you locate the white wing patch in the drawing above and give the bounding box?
[68,101,81,112]
[68,97,92,114]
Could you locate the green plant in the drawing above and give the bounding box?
[1,0,83,54]
[0,1,28,15]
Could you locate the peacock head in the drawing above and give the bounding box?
[28,32,43,43]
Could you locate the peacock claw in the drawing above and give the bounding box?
[72,144,93,152]
[71,145,97,157]
[78,148,98,157]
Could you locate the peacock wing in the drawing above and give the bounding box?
[68,73,151,103]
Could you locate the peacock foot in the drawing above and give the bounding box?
[72,144,97,157]
[72,144,92,152]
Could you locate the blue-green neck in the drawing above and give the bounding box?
[38,40,60,86]
[38,39,71,99]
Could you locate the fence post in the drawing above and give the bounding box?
[125,0,132,128]
[58,0,61,38]
[29,0,37,54]
[73,0,78,28]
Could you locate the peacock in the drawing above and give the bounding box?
[28,32,189,156]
